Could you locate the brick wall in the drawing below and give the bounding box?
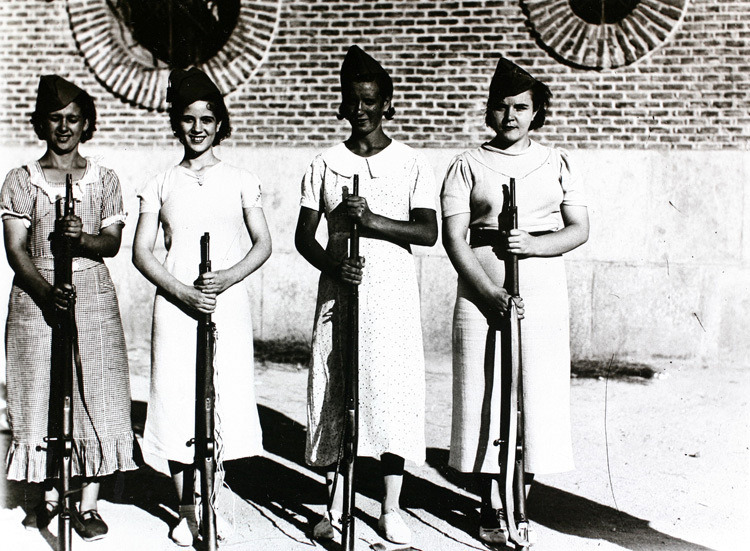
[0,0,748,150]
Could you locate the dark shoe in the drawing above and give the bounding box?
[72,509,108,541]
[23,501,60,530]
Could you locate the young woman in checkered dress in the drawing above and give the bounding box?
[0,75,137,540]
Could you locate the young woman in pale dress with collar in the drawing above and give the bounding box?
[441,57,589,546]
[295,46,438,546]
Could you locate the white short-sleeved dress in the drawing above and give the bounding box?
[139,162,264,466]
[441,140,587,475]
[1,160,137,482]
[301,140,436,467]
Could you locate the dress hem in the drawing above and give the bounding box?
[5,432,140,483]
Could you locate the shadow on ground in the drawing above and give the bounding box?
[427,448,716,551]
[2,399,713,551]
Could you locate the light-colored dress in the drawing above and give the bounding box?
[441,140,586,475]
[301,141,435,466]
[1,160,136,482]
[139,162,264,466]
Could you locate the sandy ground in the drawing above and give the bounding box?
[1,358,748,551]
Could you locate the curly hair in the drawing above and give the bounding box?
[337,72,396,120]
[168,94,232,145]
[485,81,552,131]
[30,90,97,143]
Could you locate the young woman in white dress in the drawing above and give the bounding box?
[133,68,272,546]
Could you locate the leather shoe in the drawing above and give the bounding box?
[71,509,108,542]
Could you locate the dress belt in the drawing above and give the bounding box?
[469,228,553,248]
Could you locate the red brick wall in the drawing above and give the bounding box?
[0,0,747,149]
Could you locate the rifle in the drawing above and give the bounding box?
[495,177,530,548]
[341,175,360,551]
[49,175,75,551]
[193,232,217,550]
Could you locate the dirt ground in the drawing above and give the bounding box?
[1,357,748,551]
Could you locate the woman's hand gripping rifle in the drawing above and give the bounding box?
[48,175,76,551]
[341,175,360,551]
[191,233,218,551]
[495,178,530,548]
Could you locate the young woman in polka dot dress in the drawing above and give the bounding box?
[295,46,438,546]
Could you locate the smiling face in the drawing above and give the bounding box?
[178,100,222,155]
[340,80,391,137]
[41,102,89,154]
[486,89,537,148]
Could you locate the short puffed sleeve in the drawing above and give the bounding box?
[0,167,34,226]
[408,152,438,211]
[100,167,127,228]
[137,172,164,214]
[558,148,587,207]
[240,170,263,209]
[440,154,474,218]
[300,154,325,211]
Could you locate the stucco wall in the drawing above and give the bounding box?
[1,144,746,375]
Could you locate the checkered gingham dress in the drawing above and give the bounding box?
[1,160,138,482]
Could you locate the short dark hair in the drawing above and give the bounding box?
[168,94,232,145]
[31,91,97,143]
[337,73,396,120]
[485,81,551,131]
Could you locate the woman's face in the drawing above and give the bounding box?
[487,90,537,147]
[340,80,390,136]
[42,102,88,154]
[178,100,221,155]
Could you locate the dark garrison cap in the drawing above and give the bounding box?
[35,75,85,114]
[488,57,546,104]
[340,45,390,89]
[167,67,222,106]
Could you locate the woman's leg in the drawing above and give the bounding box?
[79,478,100,512]
[381,453,405,512]
[43,479,60,508]
[169,460,196,506]
[312,464,344,539]
[322,465,344,513]
[379,453,411,544]
[169,461,198,545]
[479,474,504,525]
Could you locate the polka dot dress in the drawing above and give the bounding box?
[300,141,436,466]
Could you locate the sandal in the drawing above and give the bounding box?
[378,508,411,545]
[312,509,342,540]
[479,508,509,545]
[171,504,199,547]
[23,501,60,530]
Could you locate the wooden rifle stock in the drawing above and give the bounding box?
[497,178,529,548]
[50,175,75,551]
[341,176,359,551]
[195,232,217,550]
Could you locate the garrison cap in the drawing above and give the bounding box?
[35,75,85,114]
[488,57,548,106]
[340,45,390,90]
[167,67,222,106]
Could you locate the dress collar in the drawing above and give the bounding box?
[26,160,97,203]
[466,139,551,179]
[321,140,412,178]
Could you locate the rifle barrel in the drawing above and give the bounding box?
[342,175,360,551]
[196,232,217,551]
